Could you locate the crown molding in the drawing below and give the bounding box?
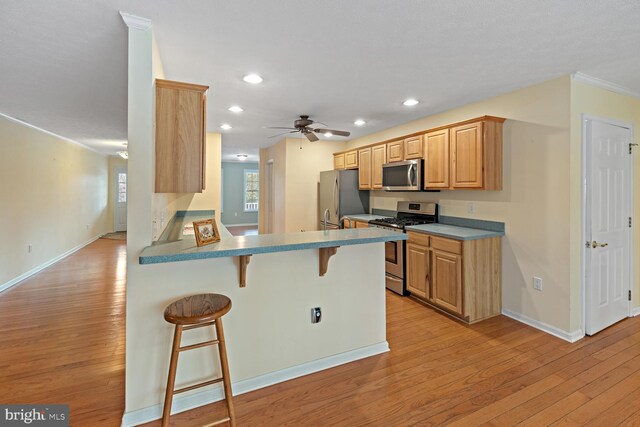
[119,12,152,30]
[572,72,640,100]
[0,112,105,156]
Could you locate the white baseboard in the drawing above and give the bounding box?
[632,306,640,317]
[502,308,584,343]
[121,341,389,427]
[0,234,103,294]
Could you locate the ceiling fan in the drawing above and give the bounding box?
[267,115,351,142]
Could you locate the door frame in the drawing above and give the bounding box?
[581,113,634,334]
[113,166,128,232]
[264,159,274,234]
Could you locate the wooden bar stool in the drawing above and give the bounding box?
[162,293,236,427]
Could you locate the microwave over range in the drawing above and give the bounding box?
[382,159,422,191]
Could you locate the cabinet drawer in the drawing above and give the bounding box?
[431,236,462,254]
[407,231,430,247]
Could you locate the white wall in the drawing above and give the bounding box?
[0,114,110,290]
[346,76,574,334]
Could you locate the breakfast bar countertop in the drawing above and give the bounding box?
[139,227,407,265]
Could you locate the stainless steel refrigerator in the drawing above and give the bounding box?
[319,170,370,230]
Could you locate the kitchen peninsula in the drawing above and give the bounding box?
[124,216,406,424]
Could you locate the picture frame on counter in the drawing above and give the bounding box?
[193,218,221,247]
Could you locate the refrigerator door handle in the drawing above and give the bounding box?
[333,177,339,220]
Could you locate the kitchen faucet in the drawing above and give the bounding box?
[323,209,330,231]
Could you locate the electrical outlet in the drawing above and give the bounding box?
[28,244,32,253]
[311,307,322,323]
[533,276,543,291]
[467,202,476,214]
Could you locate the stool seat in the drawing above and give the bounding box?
[164,293,231,325]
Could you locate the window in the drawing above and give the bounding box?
[244,170,259,212]
[118,172,127,203]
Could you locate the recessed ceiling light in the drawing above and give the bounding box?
[324,132,333,137]
[243,74,263,84]
[237,154,248,161]
[220,124,232,130]
[228,106,244,113]
[403,99,419,107]
[354,119,366,126]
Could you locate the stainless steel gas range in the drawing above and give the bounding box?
[368,202,438,295]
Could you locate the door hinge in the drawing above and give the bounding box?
[629,290,632,301]
[630,217,633,228]
[630,143,638,154]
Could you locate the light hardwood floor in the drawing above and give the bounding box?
[2,238,639,426]
[0,238,126,425]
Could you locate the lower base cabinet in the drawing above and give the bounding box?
[406,231,501,323]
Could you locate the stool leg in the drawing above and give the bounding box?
[215,319,236,427]
[162,324,183,427]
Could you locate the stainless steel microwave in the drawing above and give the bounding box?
[382,160,422,191]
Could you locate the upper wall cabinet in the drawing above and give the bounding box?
[358,147,372,190]
[334,153,346,170]
[386,140,404,163]
[155,79,209,193]
[424,129,450,189]
[372,144,386,189]
[450,119,503,190]
[344,150,359,169]
[404,135,424,160]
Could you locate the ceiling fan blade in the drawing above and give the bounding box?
[269,130,299,138]
[313,128,351,137]
[264,126,297,130]
[305,132,319,142]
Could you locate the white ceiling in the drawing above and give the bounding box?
[2,1,639,160]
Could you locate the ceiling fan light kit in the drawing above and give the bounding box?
[267,115,350,142]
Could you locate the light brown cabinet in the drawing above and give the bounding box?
[404,135,424,160]
[155,79,208,193]
[406,231,501,323]
[372,144,386,189]
[354,221,369,228]
[406,231,430,299]
[386,141,404,163]
[431,248,463,316]
[424,129,450,189]
[450,119,503,190]
[333,153,345,170]
[358,147,372,190]
[344,150,358,169]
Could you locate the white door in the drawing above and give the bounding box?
[114,167,128,232]
[585,118,632,335]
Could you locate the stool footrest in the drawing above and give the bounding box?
[183,321,216,331]
[179,339,220,352]
[203,417,231,427]
[174,377,224,394]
